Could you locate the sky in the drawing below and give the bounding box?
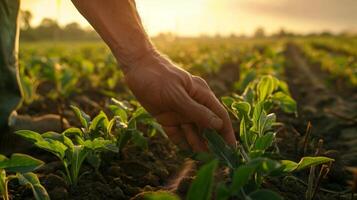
[21,0,357,36]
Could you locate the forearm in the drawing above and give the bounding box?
[71,0,156,72]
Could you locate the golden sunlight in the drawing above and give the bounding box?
[21,0,357,36]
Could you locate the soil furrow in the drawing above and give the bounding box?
[284,43,357,189]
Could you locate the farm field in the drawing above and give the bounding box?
[1,36,357,200]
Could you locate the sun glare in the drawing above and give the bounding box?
[21,0,357,36]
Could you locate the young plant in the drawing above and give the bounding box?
[108,98,165,151]
[15,101,163,186]
[45,62,79,130]
[0,153,49,200]
[15,129,118,186]
[19,63,41,105]
[69,106,115,171]
[187,75,333,200]
[221,75,297,158]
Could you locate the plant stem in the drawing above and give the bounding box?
[306,166,316,200]
[306,139,324,200]
[1,180,9,200]
[312,165,329,200]
[302,121,312,156]
[0,170,9,200]
[239,144,250,162]
[64,164,72,186]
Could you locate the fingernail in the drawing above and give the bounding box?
[209,116,223,130]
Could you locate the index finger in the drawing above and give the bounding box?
[191,78,236,147]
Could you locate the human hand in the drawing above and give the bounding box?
[125,51,236,152]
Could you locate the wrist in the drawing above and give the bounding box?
[120,47,163,74]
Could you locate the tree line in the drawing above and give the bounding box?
[20,10,100,41]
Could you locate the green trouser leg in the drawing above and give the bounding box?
[0,0,22,132]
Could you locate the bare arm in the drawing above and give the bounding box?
[71,0,154,72]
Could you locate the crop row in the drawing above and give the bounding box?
[296,39,357,87]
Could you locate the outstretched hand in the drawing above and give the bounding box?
[70,0,235,151]
[125,52,236,152]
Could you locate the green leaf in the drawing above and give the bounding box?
[130,107,150,122]
[257,75,278,102]
[251,101,265,135]
[277,81,290,94]
[216,183,230,200]
[254,132,275,151]
[15,130,43,143]
[221,96,235,109]
[16,125,67,158]
[109,105,128,123]
[0,154,44,173]
[35,139,68,160]
[143,191,180,200]
[84,138,119,152]
[69,145,88,185]
[63,128,83,138]
[255,158,281,175]
[42,132,74,149]
[203,129,239,169]
[111,98,132,111]
[272,92,297,113]
[187,160,218,200]
[63,127,84,144]
[251,103,276,137]
[0,155,7,162]
[280,160,297,173]
[17,172,50,200]
[71,105,91,129]
[230,163,258,191]
[249,189,282,200]
[86,152,101,170]
[42,131,62,140]
[240,118,251,150]
[243,87,254,104]
[262,113,276,133]
[117,131,132,151]
[107,116,119,134]
[131,130,148,150]
[89,111,109,134]
[238,70,256,91]
[281,156,334,173]
[149,121,165,137]
[232,102,251,120]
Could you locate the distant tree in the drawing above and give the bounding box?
[37,18,61,40]
[320,31,333,37]
[63,22,84,38]
[272,28,295,38]
[155,32,176,41]
[18,11,100,41]
[39,18,60,29]
[254,27,265,38]
[20,10,33,30]
[229,33,237,39]
[214,33,221,39]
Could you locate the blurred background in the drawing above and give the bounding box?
[6,1,357,199]
[20,0,357,40]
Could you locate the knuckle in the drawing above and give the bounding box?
[193,76,209,88]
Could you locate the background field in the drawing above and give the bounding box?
[9,35,356,200]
